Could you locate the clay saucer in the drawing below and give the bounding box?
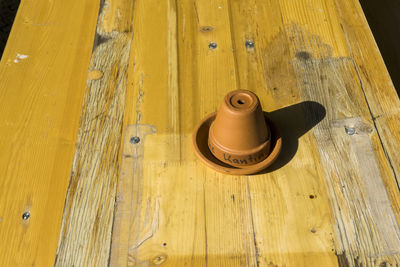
[192,112,282,175]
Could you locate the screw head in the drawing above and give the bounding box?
[22,212,30,220]
[208,42,217,50]
[130,136,140,144]
[345,127,355,135]
[245,40,254,49]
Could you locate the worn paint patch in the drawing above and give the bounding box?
[55,30,134,266]
[13,53,29,63]
[109,124,157,266]
[290,24,400,265]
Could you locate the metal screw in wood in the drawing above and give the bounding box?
[208,42,217,49]
[130,136,140,144]
[345,126,355,135]
[245,40,254,49]
[22,212,30,220]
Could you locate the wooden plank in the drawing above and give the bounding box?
[280,0,400,265]
[99,0,338,265]
[352,0,400,215]
[335,0,400,237]
[54,0,135,265]
[0,0,99,266]
[292,55,400,265]
[120,0,262,265]
[229,0,338,266]
[334,0,400,207]
[1,0,399,266]
[375,113,400,217]
[334,0,400,117]
[336,0,400,202]
[109,125,157,266]
[57,0,400,266]
[110,0,337,266]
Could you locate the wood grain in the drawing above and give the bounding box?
[293,53,400,265]
[112,0,337,266]
[334,0,400,213]
[0,0,99,265]
[1,0,400,266]
[54,0,135,265]
[281,1,400,264]
[336,0,400,242]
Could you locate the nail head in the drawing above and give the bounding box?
[22,212,30,220]
[130,136,140,144]
[209,42,217,49]
[345,127,355,135]
[245,40,254,48]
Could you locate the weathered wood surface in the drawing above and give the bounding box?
[54,0,134,264]
[0,0,400,266]
[0,0,99,265]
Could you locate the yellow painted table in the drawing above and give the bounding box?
[1,0,400,266]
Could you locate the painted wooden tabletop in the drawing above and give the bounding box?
[1,0,400,266]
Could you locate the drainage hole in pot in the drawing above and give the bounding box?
[237,99,245,105]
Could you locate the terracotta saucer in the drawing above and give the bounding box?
[192,112,282,175]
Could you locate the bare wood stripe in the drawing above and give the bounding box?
[55,0,135,265]
[290,24,400,265]
[334,0,400,193]
[109,124,157,266]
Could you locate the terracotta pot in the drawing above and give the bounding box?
[193,90,282,175]
[208,90,271,167]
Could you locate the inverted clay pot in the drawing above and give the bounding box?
[193,90,282,175]
[209,90,271,167]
